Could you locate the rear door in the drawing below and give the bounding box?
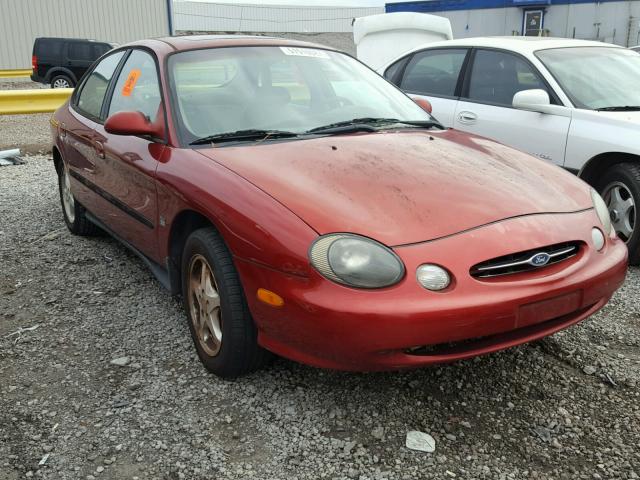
[391,48,469,127]
[64,50,126,216]
[453,48,570,166]
[93,48,166,261]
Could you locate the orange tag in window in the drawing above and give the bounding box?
[121,69,141,97]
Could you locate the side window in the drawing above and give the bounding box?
[400,49,467,97]
[108,50,161,122]
[384,56,410,84]
[467,49,548,106]
[93,44,111,58]
[68,42,94,61]
[36,39,63,59]
[76,51,125,119]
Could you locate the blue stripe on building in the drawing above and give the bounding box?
[386,0,622,13]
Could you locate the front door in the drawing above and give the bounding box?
[453,48,570,167]
[96,48,166,262]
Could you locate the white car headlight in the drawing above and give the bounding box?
[309,234,405,288]
[591,188,612,235]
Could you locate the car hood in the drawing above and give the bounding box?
[198,129,592,246]
[591,110,640,125]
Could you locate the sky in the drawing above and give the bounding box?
[175,0,403,6]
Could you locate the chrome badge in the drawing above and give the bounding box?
[528,252,551,267]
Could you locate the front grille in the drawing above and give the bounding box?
[470,241,580,278]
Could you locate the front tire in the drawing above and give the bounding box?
[597,162,640,265]
[57,164,100,236]
[181,227,271,378]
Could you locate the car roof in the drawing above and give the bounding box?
[406,36,623,54]
[36,37,108,43]
[128,34,336,53]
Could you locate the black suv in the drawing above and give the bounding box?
[31,37,114,88]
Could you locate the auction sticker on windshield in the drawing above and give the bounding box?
[280,47,330,59]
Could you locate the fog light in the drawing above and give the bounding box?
[592,227,605,251]
[416,264,450,291]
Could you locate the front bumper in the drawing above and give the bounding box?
[237,210,627,371]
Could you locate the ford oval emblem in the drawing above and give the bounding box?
[529,252,551,267]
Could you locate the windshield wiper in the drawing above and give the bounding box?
[306,117,442,135]
[190,129,299,145]
[595,106,640,112]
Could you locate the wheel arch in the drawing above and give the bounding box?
[166,209,219,295]
[45,67,76,83]
[52,145,63,175]
[579,152,640,187]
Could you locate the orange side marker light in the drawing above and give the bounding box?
[257,288,284,307]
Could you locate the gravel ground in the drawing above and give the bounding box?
[1,156,639,480]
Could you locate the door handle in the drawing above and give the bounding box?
[94,141,105,159]
[457,111,477,124]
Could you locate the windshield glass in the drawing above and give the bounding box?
[167,46,433,143]
[536,47,640,110]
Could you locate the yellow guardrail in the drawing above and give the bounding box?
[0,69,33,78]
[0,88,73,115]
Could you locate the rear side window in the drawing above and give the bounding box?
[108,50,161,122]
[400,49,467,97]
[68,42,94,61]
[76,51,125,119]
[466,49,548,106]
[35,39,64,58]
[94,44,112,58]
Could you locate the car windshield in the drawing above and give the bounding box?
[167,46,433,144]
[536,47,640,110]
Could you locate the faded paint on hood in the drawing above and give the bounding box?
[198,129,592,246]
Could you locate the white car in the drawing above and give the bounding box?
[631,46,640,53]
[375,37,640,264]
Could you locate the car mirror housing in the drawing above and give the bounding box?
[104,111,161,137]
[413,97,433,114]
[512,89,572,117]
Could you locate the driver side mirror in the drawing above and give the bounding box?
[413,97,433,114]
[104,111,162,137]
[512,89,551,113]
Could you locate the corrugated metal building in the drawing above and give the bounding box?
[0,0,172,69]
[387,0,640,46]
[174,1,384,33]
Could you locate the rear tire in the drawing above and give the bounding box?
[57,163,100,236]
[181,227,272,378]
[50,75,73,89]
[597,162,640,265]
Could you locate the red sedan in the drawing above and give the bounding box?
[51,36,627,377]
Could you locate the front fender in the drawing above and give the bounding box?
[156,148,318,278]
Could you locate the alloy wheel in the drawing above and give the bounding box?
[603,181,635,242]
[53,78,70,88]
[61,168,75,223]
[187,254,223,356]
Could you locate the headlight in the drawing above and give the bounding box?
[591,188,612,235]
[309,234,405,288]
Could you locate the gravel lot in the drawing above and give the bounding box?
[1,156,639,480]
